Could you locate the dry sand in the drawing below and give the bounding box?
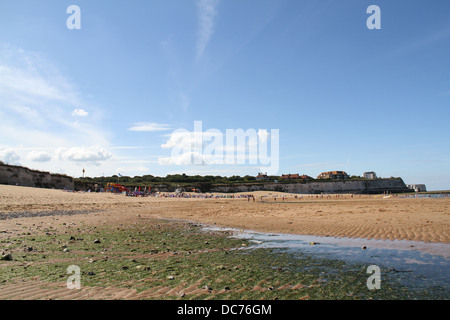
[1,185,449,244]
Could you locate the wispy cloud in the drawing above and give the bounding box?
[128,122,173,132]
[196,0,219,61]
[0,44,105,147]
[0,44,79,106]
[0,43,117,176]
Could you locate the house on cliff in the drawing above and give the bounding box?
[256,172,268,181]
[362,172,377,179]
[281,173,300,180]
[280,174,313,181]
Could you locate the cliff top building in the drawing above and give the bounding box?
[280,174,313,180]
[256,172,268,181]
[362,172,377,179]
[280,173,300,180]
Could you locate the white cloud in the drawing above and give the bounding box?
[158,151,204,166]
[161,130,217,150]
[56,146,113,164]
[0,148,20,165]
[128,122,173,132]
[196,0,220,61]
[27,151,52,162]
[159,127,268,166]
[72,108,89,117]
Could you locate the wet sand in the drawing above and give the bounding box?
[1,185,449,244]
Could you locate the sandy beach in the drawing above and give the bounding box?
[1,185,449,244]
[1,184,449,301]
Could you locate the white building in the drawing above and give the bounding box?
[362,172,377,179]
[407,184,427,192]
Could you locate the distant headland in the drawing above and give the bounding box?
[0,163,421,194]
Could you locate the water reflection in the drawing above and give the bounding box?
[204,226,450,293]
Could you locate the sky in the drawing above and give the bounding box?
[0,0,449,190]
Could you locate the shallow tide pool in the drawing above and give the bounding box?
[203,225,450,297]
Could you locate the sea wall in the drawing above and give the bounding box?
[0,164,74,190]
[208,178,410,194]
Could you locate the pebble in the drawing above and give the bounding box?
[136,265,150,271]
[1,253,13,261]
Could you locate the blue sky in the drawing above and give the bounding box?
[0,0,449,190]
